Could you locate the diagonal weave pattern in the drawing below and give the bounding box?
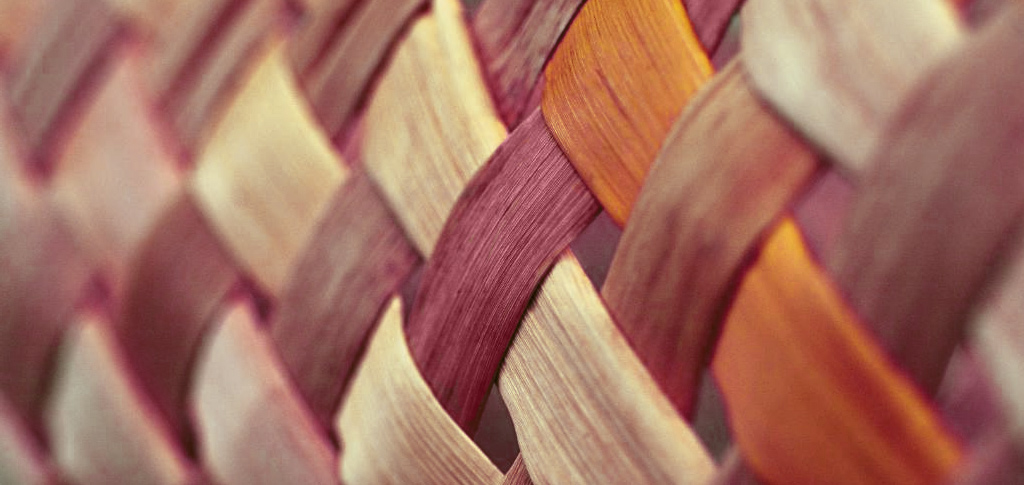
[0,0,1023,483]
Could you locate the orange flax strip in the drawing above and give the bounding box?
[472,0,585,127]
[270,170,419,430]
[541,0,712,225]
[828,2,1024,396]
[602,59,820,418]
[707,5,1018,481]
[713,220,963,485]
[406,110,599,432]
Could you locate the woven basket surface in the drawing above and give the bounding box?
[0,0,1022,483]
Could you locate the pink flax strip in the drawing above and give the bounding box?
[828,2,1024,395]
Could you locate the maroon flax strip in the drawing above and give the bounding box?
[471,0,585,128]
[161,0,288,152]
[271,170,419,429]
[118,194,239,442]
[303,0,427,138]
[286,0,362,76]
[406,110,599,432]
[46,311,198,483]
[152,0,247,110]
[0,145,91,431]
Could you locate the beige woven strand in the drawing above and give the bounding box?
[46,317,196,484]
[190,38,347,297]
[362,0,507,256]
[500,254,717,484]
[191,303,338,484]
[742,0,964,171]
[337,298,504,484]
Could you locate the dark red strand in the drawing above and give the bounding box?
[406,109,599,432]
[270,170,419,430]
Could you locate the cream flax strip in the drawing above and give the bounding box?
[192,303,338,484]
[362,0,507,257]
[500,253,716,484]
[46,316,197,484]
[189,35,347,298]
[742,0,964,173]
[338,298,504,484]
[49,47,180,293]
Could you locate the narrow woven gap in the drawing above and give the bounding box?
[472,382,520,473]
[691,370,733,462]
[792,168,853,262]
[569,211,621,288]
[400,263,424,323]
[229,276,274,325]
[710,14,741,69]
[460,0,485,15]
[936,348,1007,447]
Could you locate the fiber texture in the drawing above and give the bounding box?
[0,0,1021,483]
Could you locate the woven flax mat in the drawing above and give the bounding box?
[0,0,1022,483]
